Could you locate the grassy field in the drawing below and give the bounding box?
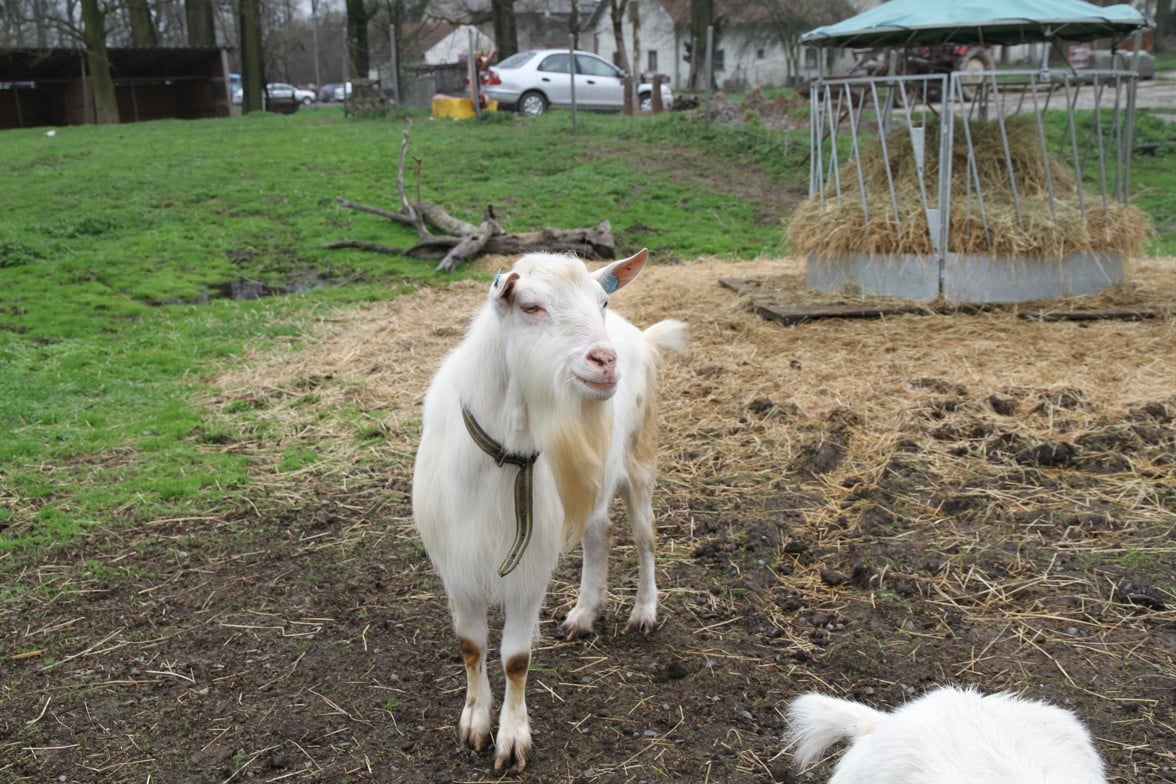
[1,103,1173,784]
[0,108,801,558]
[0,102,1173,560]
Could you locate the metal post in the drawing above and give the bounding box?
[389,25,400,107]
[311,2,321,92]
[469,28,480,120]
[704,25,713,124]
[569,35,578,135]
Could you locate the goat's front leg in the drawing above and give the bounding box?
[494,600,540,771]
[622,477,658,633]
[561,510,611,638]
[452,596,492,752]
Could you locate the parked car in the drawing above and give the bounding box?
[267,82,316,105]
[482,49,674,116]
[325,81,353,101]
[319,82,342,102]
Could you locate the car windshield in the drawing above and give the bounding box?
[497,51,537,69]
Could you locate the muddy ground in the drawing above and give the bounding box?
[2,251,1173,783]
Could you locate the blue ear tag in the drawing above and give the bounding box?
[601,273,619,294]
[493,268,502,288]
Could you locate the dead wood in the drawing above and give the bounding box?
[328,121,617,271]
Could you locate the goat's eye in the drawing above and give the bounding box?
[602,300,609,310]
[520,303,543,315]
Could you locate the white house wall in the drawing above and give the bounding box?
[425,26,495,65]
[588,3,800,90]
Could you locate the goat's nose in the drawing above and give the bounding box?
[586,346,617,372]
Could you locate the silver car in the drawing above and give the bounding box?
[483,49,674,116]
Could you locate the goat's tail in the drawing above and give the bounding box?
[642,319,688,361]
[785,693,883,770]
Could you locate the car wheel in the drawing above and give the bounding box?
[302,96,314,105]
[638,91,653,112]
[518,91,548,116]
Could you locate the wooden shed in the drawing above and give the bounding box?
[0,47,233,129]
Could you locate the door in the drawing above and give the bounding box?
[535,52,574,106]
[573,53,625,110]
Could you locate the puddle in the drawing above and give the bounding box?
[207,276,325,301]
[159,275,330,305]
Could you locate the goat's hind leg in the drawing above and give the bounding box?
[451,595,492,752]
[560,506,611,638]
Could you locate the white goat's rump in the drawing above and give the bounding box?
[412,249,687,771]
[786,685,1107,784]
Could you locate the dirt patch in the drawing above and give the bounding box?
[2,257,1174,783]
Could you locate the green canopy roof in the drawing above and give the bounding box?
[801,0,1151,48]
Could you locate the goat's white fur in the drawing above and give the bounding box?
[412,249,686,771]
[786,685,1107,784]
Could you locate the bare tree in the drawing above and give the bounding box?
[186,0,215,46]
[743,0,852,86]
[239,0,265,111]
[608,0,629,71]
[687,0,713,90]
[127,0,156,45]
[346,0,372,78]
[79,0,119,122]
[490,0,516,58]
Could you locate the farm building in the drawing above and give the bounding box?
[0,47,233,130]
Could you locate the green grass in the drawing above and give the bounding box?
[0,108,800,560]
[1,104,1173,563]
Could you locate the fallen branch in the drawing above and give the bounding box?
[327,121,616,271]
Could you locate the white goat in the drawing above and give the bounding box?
[412,248,686,771]
[786,685,1107,784]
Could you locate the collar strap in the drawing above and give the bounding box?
[462,406,540,576]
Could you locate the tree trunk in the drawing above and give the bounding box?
[346,0,370,79]
[609,0,630,72]
[80,0,119,125]
[492,0,518,59]
[186,0,216,47]
[239,0,265,113]
[688,0,713,91]
[128,0,158,46]
[1154,0,1171,54]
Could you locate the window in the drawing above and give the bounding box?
[538,53,573,73]
[647,50,658,73]
[575,54,620,77]
[714,49,726,71]
[756,48,765,59]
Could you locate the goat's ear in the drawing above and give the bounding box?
[593,248,649,294]
[492,270,521,306]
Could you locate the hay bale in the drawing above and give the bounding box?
[791,116,1150,259]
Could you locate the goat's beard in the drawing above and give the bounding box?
[536,398,612,550]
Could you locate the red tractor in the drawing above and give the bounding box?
[850,44,995,99]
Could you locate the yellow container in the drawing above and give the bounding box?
[431,96,475,119]
[430,96,499,119]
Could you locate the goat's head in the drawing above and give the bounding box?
[490,249,648,404]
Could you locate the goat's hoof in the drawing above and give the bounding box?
[561,621,594,640]
[560,609,597,639]
[624,613,658,635]
[493,729,531,772]
[458,712,492,752]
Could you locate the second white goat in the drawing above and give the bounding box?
[786,685,1107,784]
